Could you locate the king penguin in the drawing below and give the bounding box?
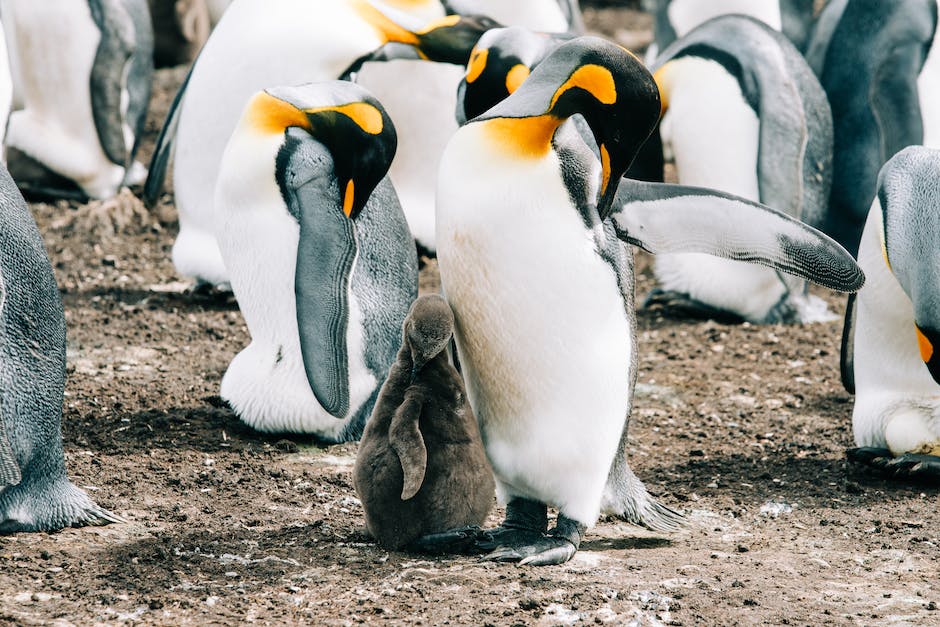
[642,0,816,63]
[438,36,864,565]
[1,0,153,200]
[215,81,417,440]
[842,146,940,479]
[144,0,492,288]
[806,0,939,254]
[647,15,835,324]
[355,0,580,255]
[0,163,123,532]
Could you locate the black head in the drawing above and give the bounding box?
[413,13,503,64]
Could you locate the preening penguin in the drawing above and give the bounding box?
[843,147,940,479]
[145,0,491,288]
[215,81,417,440]
[354,295,494,552]
[0,164,123,532]
[2,0,153,200]
[438,36,864,565]
[808,0,940,254]
[649,15,835,324]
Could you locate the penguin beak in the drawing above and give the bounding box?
[915,325,940,384]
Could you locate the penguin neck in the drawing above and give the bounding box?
[477,115,563,160]
[350,0,441,46]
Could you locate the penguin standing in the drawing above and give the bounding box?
[648,15,834,324]
[354,294,494,551]
[438,37,864,565]
[0,164,122,532]
[843,147,940,479]
[144,0,491,288]
[215,81,417,440]
[1,0,153,200]
[355,0,580,254]
[806,0,939,254]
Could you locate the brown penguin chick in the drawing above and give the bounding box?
[354,295,495,552]
[148,0,210,68]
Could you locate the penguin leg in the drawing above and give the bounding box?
[405,526,488,555]
[847,448,940,482]
[483,514,586,567]
[642,288,747,324]
[474,497,549,553]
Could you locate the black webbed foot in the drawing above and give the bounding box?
[481,513,586,566]
[474,497,548,553]
[642,288,746,324]
[848,447,940,481]
[406,526,488,555]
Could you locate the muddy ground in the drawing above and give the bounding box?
[2,6,938,627]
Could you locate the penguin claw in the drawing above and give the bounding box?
[406,526,488,555]
[482,536,577,566]
[474,526,545,553]
[847,448,940,482]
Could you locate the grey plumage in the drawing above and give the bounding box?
[0,164,122,533]
[354,295,494,551]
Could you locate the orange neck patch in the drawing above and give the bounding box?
[351,0,419,46]
[550,64,617,110]
[481,115,562,159]
[652,63,672,116]
[306,102,384,135]
[247,92,311,135]
[917,326,934,363]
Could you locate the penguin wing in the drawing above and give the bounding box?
[287,135,357,419]
[122,0,155,166]
[388,390,427,501]
[609,179,865,292]
[840,293,857,394]
[870,41,929,161]
[143,63,194,208]
[89,0,138,167]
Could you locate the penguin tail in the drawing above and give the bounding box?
[600,455,686,532]
[0,479,126,533]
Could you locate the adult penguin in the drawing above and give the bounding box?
[144,0,493,288]
[214,81,417,440]
[438,36,864,565]
[806,0,939,254]
[647,15,834,324]
[842,147,940,479]
[355,0,581,255]
[2,0,153,200]
[642,0,816,62]
[0,163,123,532]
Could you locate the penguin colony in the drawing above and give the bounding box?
[0,0,935,570]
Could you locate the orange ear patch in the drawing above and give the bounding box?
[306,102,384,135]
[505,64,531,94]
[550,64,617,110]
[466,48,489,84]
[482,115,561,159]
[917,326,934,363]
[247,92,311,134]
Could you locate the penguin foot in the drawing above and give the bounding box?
[482,515,585,566]
[474,497,548,553]
[642,289,746,324]
[847,447,940,481]
[406,526,489,555]
[0,479,126,533]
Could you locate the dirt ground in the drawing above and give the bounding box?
[2,6,938,627]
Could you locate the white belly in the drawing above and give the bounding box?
[852,205,940,453]
[173,0,384,276]
[667,0,782,38]
[436,126,631,524]
[918,2,940,148]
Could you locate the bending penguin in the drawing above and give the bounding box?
[144,0,492,288]
[642,0,816,62]
[648,15,835,324]
[0,164,123,532]
[2,0,153,200]
[806,0,940,254]
[354,294,494,552]
[355,0,580,254]
[438,36,864,565]
[843,147,940,479]
[215,81,417,440]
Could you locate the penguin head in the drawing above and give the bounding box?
[244,82,397,219]
[403,295,455,381]
[411,13,502,64]
[457,26,570,124]
[877,146,940,384]
[475,36,662,219]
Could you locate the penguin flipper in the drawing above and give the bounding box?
[289,135,356,419]
[609,179,865,293]
[143,63,194,208]
[840,293,857,394]
[388,391,427,500]
[870,42,929,161]
[89,0,137,168]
